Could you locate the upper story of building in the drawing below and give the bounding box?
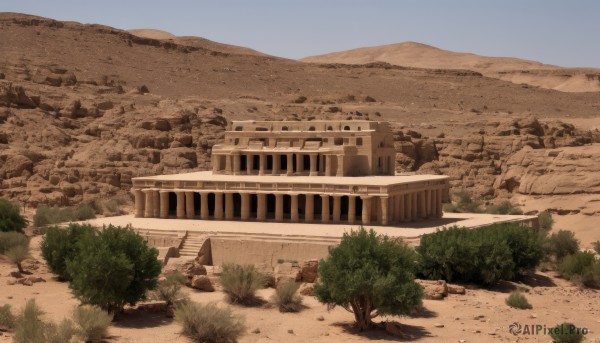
[211,120,396,177]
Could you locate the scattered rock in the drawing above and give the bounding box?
[190,275,214,292]
[287,329,294,334]
[417,279,448,300]
[252,328,260,334]
[299,283,315,296]
[447,284,466,295]
[385,322,406,338]
[434,323,445,328]
[300,260,319,283]
[316,316,324,321]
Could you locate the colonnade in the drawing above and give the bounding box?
[212,152,344,177]
[134,188,444,226]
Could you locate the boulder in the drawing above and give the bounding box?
[300,260,319,283]
[447,284,466,295]
[190,275,214,292]
[299,283,315,296]
[274,262,302,287]
[416,279,448,300]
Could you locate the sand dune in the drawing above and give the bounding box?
[302,42,600,93]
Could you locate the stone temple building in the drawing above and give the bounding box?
[132,120,450,226]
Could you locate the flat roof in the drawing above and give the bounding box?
[133,171,448,186]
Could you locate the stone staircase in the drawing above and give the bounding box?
[178,232,210,258]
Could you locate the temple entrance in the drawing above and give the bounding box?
[168,192,177,216]
[280,155,287,173]
[193,193,200,216]
[266,194,276,220]
[253,155,260,173]
[239,156,247,173]
[207,193,215,217]
[250,194,258,219]
[233,193,242,218]
[283,194,291,220]
[314,195,322,220]
[356,197,363,221]
[340,196,349,221]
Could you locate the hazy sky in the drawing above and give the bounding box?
[3,0,599,67]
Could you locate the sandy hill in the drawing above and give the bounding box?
[302,42,600,92]
[128,28,268,57]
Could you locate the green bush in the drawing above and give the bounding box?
[72,305,112,343]
[66,225,162,314]
[13,299,46,343]
[443,191,483,213]
[220,264,265,305]
[559,252,600,288]
[545,230,580,262]
[44,319,77,343]
[0,304,15,329]
[416,223,543,286]
[0,198,27,233]
[155,270,188,308]
[315,228,423,330]
[0,231,28,254]
[505,291,532,309]
[538,211,554,235]
[593,241,600,255]
[33,203,96,227]
[549,322,586,343]
[174,301,245,343]
[485,200,523,215]
[40,223,95,280]
[272,280,303,312]
[6,243,30,273]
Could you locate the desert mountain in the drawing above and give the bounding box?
[128,28,268,57]
[302,42,600,92]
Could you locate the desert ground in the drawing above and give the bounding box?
[1,11,600,343]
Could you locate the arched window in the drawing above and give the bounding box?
[282,126,288,131]
[308,126,316,131]
[327,126,333,131]
[235,126,243,131]
[343,126,350,131]
[357,126,361,131]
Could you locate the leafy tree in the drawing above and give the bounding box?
[0,198,27,233]
[66,225,162,315]
[0,231,28,254]
[40,223,95,280]
[443,191,483,213]
[6,244,29,274]
[314,228,423,330]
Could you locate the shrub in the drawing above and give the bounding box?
[272,279,303,312]
[593,241,600,255]
[33,203,96,227]
[66,225,162,314]
[538,211,554,235]
[155,270,188,308]
[220,264,265,305]
[549,322,586,343]
[0,198,27,233]
[72,305,112,342]
[13,299,77,343]
[0,304,15,329]
[174,301,245,343]
[485,201,523,215]
[416,223,543,286]
[6,243,30,273]
[14,299,45,343]
[443,191,483,213]
[559,252,600,288]
[545,230,580,262]
[0,231,28,254]
[315,228,423,330]
[505,291,532,309]
[40,223,95,280]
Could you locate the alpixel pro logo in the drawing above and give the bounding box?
[509,322,589,336]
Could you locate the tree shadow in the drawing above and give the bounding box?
[113,309,173,329]
[332,321,432,341]
[410,306,438,318]
[491,273,557,293]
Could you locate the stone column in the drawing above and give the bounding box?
[348,196,356,224]
[309,154,317,176]
[412,192,418,220]
[336,155,344,176]
[296,154,304,173]
[272,154,280,175]
[185,192,194,219]
[321,194,329,223]
[405,193,412,221]
[225,155,232,174]
[233,154,241,175]
[152,190,160,218]
[225,192,234,220]
[286,154,294,176]
[159,191,169,219]
[429,190,435,218]
[212,155,220,173]
[214,192,224,219]
[259,154,266,176]
[305,194,314,222]
[134,190,144,218]
[241,193,250,220]
[419,191,427,219]
[275,194,284,221]
[398,194,405,222]
[257,193,267,220]
[143,189,153,218]
[200,192,209,219]
[246,154,254,175]
[380,196,389,225]
[176,191,185,219]
[325,155,332,176]
[332,195,341,222]
[290,194,299,222]
[361,196,371,225]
